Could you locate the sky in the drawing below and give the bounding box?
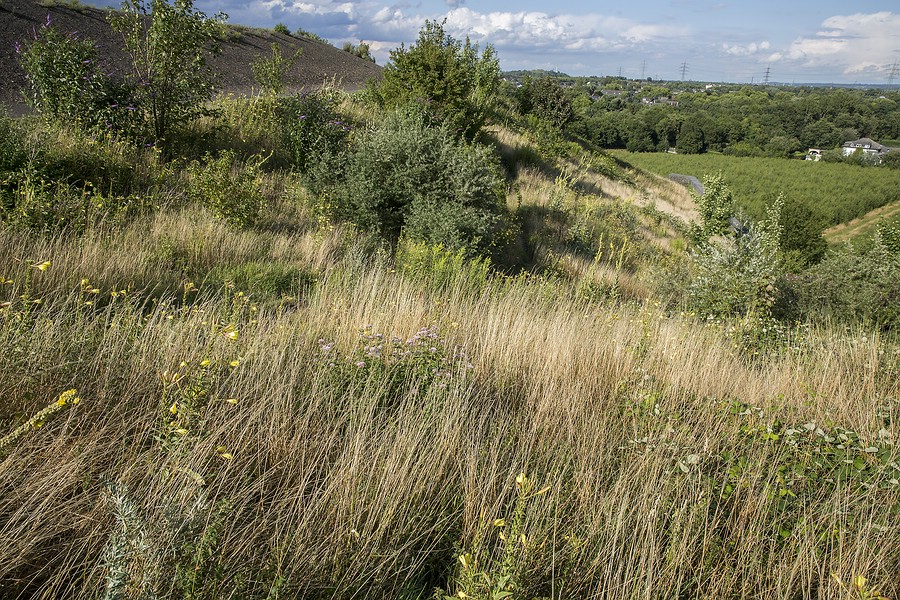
[86,0,900,84]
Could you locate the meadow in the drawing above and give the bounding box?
[0,96,898,598]
[610,150,900,228]
[1,14,899,596]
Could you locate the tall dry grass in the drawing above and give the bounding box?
[0,208,897,598]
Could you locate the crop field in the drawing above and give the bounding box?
[611,151,900,227]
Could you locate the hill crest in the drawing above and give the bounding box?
[0,0,382,114]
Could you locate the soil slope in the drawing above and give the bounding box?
[0,0,382,114]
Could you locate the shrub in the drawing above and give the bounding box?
[793,232,900,329]
[691,172,734,239]
[16,19,138,133]
[342,41,375,62]
[278,90,351,173]
[0,113,27,175]
[321,106,507,253]
[688,197,784,321]
[109,0,227,143]
[251,43,302,95]
[516,76,574,130]
[187,150,267,228]
[376,20,500,139]
[272,22,290,35]
[17,19,100,125]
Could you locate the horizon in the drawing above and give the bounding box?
[78,1,900,86]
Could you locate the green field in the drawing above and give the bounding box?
[611,151,900,226]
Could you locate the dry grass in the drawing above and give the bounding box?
[0,206,897,598]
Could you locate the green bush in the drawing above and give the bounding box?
[187,150,267,228]
[516,76,574,130]
[272,23,290,35]
[0,113,27,175]
[16,20,138,134]
[17,21,102,125]
[320,106,507,253]
[375,20,499,139]
[251,43,301,96]
[278,90,350,174]
[792,233,900,330]
[109,0,226,143]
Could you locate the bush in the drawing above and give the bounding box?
[376,20,500,139]
[342,41,375,62]
[187,150,267,228]
[272,23,290,35]
[0,113,27,175]
[16,20,138,134]
[109,0,227,143]
[321,106,507,253]
[793,233,900,329]
[516,77,574,130]
[251,43,302,96]
[278,90,351,173]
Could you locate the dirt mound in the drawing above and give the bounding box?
[0,0,382,115]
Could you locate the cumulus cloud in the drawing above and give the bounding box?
[722,40,770,56]
[769,11,900,76]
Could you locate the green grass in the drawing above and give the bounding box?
[612,150,900,226]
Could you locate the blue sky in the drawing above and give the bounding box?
[88,0,900,83]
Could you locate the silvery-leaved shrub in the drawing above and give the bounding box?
[319,105,507,254]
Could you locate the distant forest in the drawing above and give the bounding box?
[503,72,900,159]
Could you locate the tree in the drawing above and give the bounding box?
[377,20,500,138]
[109,0,227,143]
[677,116,706,154]
[516,76,575,130]
[692,172,734,239]
[251,43,302,95]
[342,41,375,62]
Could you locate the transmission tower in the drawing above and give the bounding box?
[763,66,771,85]
[641,60,647,79]
[889,60,899,86]
[680,61,688,81]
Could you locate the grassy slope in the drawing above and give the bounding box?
[611,150,900,228]
[825,199,900,244]
[1,104,898,598]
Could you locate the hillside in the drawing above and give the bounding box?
[0,0,381,114]
[0,19,898,598]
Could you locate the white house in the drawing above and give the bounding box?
[841,138,892,161]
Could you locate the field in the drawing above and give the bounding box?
[0,100,898,598]
[611,150,900,228]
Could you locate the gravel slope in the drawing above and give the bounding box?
[0,0,382,115]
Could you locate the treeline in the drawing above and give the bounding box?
[504,73,900,158]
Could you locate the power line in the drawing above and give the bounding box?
[763,66,771,85]
[641,60,646,80]
[679,61,688,81]
[889,60,899,86]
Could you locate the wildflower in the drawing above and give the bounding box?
[223,330,239,341]
[229,359,240,367]
[33,260,52,271]
[354,360,366,367]
[56,389,80,407]
[169,402,179,415]
[223,398,238,405]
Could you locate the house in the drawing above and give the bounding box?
[841,138,893,161]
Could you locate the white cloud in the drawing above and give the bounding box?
[769,12,900,75]
[722,40,770,56]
